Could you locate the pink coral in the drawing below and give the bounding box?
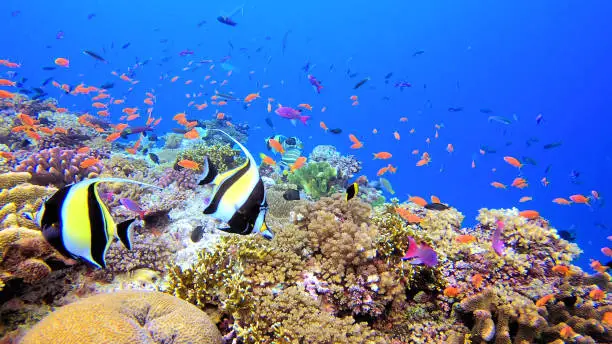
[158,168,198,189]
[14,148,103,187]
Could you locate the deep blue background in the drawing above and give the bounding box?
[2,1,611,268]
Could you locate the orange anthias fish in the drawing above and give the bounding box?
[456,235,477,244]
[601,247,612,257]
[503,156,522,168]
[535,294,555,307]
[105,132,122,142]
[589,288,606,301]
[430,195,441,203]
[395,207,422,224]
[446,143,454,153]
[373,152,392,160]
[491,182,507,189]
[290,157,307,172]
[393,131,400,140]
[349,134,363,149]
[511,177,528,189]
[552,265,571,277]
[590,259,608,273]
[79,158,100,169]
[244,92,260,102]
[320,121,328,132]
[377,166,390,177]
[184,128,199,139]
[298,103,313,111]
[54,57,70,67]
[177,159,200,170]
[0,90,16,99]
[518,196,533,203]
[552,198,572,205]
[569,194,590,204]
[268,138,285,155]
[259,153,276,166]
[409,196,428,207]
[519,210,540,219]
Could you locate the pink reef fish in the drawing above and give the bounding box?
[307,74,323,93]
[402,236,438,267]
[275,106,310,126]
[492,220,505,256]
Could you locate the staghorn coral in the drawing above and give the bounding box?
[287,161,338,199]
[20,290,222,344]
[14,147,103,187]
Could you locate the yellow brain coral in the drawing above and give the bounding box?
[21,290,223,344]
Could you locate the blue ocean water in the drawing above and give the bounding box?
[2,1,611,269]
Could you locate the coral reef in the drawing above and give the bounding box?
[158,168,199,189]
[309,145,362,186]
[287,161,338,199]
[14,147,103,187]
[177,143,244,173]
[20,290,222,344]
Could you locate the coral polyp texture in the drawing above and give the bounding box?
[14,147,103,187]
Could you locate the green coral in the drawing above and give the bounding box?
[177,143,244,173]
[287,161,337,199]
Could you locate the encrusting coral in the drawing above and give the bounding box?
[20,290,222,344]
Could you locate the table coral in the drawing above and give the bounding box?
[20,290,222,344]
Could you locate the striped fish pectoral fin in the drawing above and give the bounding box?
[41,223,74,259]
[116,218,137,250]
[198,156,218,185]
[217,225,247,235]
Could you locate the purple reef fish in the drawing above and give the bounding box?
[275,106,310,126]
[402,236,438,267]
[307,74,323,94]
[394,81,412,90]
[120,198,146,219]
[492,220,505,256]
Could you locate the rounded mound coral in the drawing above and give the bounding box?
[20,290,222,344]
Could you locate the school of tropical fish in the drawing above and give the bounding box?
[0,3,611,344]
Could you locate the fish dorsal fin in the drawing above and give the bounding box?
[116,218,136,250]
[198,157,218,185]
[208,129,254,164]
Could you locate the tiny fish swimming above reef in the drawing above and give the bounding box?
[37,178,161,268]
[198,129,274,240]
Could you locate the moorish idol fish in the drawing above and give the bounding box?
[37,178,161,268]
[346,182,358,201]
[198,129,274,240]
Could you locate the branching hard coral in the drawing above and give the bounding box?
[177,143,244,173]
[14,148,103,187]
[102,154,151,178]
[234,286,386,344]
[287,161,338,199]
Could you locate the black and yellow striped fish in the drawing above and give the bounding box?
[199,129,274,240]
[37,178,160,268]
